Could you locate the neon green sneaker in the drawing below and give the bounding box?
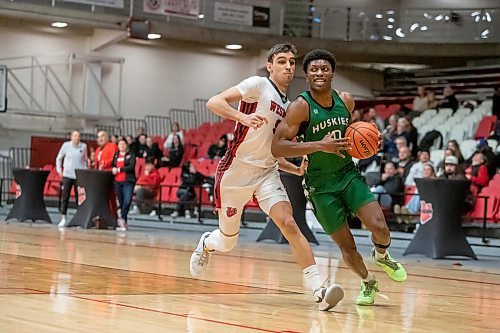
[356,279,378,306]
[372,249,407,282]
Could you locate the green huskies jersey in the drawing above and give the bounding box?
[298,90,352,174]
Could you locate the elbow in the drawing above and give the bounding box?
[271,139,282,158]
[206,97,218,113]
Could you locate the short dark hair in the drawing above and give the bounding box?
[267,43,297,62]
[302,49,336,73]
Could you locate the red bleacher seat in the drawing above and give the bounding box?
[474,115,497,139]
[468,187,498,222]
[44,168,62,197]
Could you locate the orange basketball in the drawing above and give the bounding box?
[345,121,380,159]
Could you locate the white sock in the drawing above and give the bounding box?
[362,273,376,283]
[374,249,387,260]
[303,265,323,292]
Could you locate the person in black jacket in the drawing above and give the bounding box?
[171,161,205,219]
[438,86,459,113]
[371,162,404,208]
[161,134,184,168]
[145,136,163,167]
[112,139,136,230]
[207,134,228,159]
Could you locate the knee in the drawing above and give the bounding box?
[219,234,238,252]
[280,217,301,239]
[371,213,390,236]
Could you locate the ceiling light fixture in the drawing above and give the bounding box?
[420,26,428,31]
[410,23,420,32]
[387,24,394,29]
[51,22,68,28]
[396,28,405,38]
[147,33,161,40]
[383,35,393,41]
[225,44,242,50]
[423,13,432,19]
[198,14,205,19]
[435,14,443,21]
[375,13,383,19]
[388,17,395,23]
[386,10,395,15]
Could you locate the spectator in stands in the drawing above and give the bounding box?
[438,86,459,113]
[412,85,428,112]
[367,107,385,131]
[134,162,162,216]
[207,134,228,160]
[55,130,88,228]
[405,149,432,186]
[447,140,465,165]
[135,134,148,158]
[112,139,136,231]
[371,162,404,208]
[387,136,407,162]
[125,134,134,148]
[436,148,455,177]
[164,122,184,150]
[95,130,118,170]
[465,152,489,197]
[472,139,496,179]
[351,109,362,122]
[161,134,184,168]
[397,117,418,157]
[382,114,399,158]
[397,146,414,181]
[493,85,500,118]
[440,155,466,180]
[170,161,205,219]
[427,90,438,109]
[145,136,163,167]
[111,135,119,145]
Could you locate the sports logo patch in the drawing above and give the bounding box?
[420,201,433,224]
[15,184,21,199]
[77,186,86,206]
[226,207,237,218]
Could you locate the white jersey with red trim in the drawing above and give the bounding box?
[227,76,289,169]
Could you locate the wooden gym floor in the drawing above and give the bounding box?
[0,222,499,333]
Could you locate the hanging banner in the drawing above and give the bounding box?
[60,0,124,8]
[144,0,200,19]
[214,2,270,27]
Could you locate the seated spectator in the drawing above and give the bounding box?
[134,162,162,215]
[397,117,418,157]
[164,122,184,150]
[472,139,496,179]
[351,109,362,122]
[465,152,489,197]
[208,134,228,159]
[112,139,136,231]
[161,134,184,168]
[440,155,466,180]
[111,134,119,145]
[427,90,438,109]
[436,148,455,177]
[170,161,205,219]
[125,135,135,148]
[382,114,399,158]
[135,134,148,158]
[366,107,385,131]
[370,162,404,208]
[397,146,414,182]
[145,137,163,167]
[438,85,459,113]
[405,149,432,186]
[447,140,465,165]
[412,85,428,113]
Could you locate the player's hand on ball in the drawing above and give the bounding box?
[240,114,268,129]
[320,132,352,158]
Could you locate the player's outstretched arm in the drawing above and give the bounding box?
[277,157,307,176]
[271,99,352,158]
[206,87,267,130]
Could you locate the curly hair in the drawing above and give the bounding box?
[267,43,297,62]
[302,49,336,73]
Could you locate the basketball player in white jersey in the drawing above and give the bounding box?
[189,43,351,311]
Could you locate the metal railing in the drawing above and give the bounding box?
[169,109,197,130]
[194,98,222,125]
[144,115,171,136]
[120,118,146,137]
[94,124,121,136]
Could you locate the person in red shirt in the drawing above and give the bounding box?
[112,139,136,230]
[134,162,162,215]
[95,130,118,170]
[465,152,490,197]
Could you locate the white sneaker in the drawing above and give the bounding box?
[314,284,344,311]
[190,232,214,276]
[185,210,192,219]
[149,210,157,217]
[170,211,179,218]
[116,218,127,231]
[58,216,67,228]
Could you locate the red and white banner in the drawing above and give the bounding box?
[144,0,200,19]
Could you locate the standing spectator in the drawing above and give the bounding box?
[134,162,162,215]
[493,85,500,118]
[412,85,428,112]
[170,161,205,219]
[367,107,385,131]
[207,134,228,160]
[164,122,184,150]
[447,140,465,165]
[125,135,135,152]
[405,150,432,186]
[145,136,163,167]
[465,152,489,197]
[112,139,136,231]
[427,90,438,109]
[440,155,466,180]
[95,130,118,170]
[55,130,88,228]
[111,135,119,145]
[135,134,148,158]
[397,146,414,182]
[438,86,459,113]
[161,134,184,168]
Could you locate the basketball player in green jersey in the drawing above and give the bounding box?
[272,49,407,306]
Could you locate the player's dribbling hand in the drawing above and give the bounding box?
[320,132,352,158]
[240,114,268,129]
